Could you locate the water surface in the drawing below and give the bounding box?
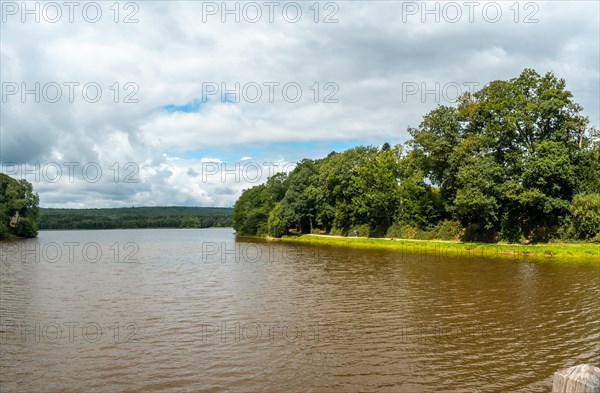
[1,229,599,392]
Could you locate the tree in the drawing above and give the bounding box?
[267,202,286,237]
[575,128,600,195]
[277,159,319,233]
[180,216,201,228]
[233,172,288,236]
[0,173,40,239]
[232,69,598,242]
[317,146,379,234]
[570,194,600,239]
[350,145,402,236]
[408,69,592,241]
[233,184,270,235]
[454,154,503,239]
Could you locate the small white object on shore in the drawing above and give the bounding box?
[553,364,600,393]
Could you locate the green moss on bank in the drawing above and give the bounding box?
[280,234,600,262]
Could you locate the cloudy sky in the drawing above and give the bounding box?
[1,1,598,208]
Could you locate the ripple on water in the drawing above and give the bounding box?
[1,229,599,392]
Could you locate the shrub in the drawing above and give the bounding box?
[429,220,463,240]
[553,216,576,242]
[386,222,419,239]
[570,193,600,240]
[386,220,462,241]
[461,223,497,243]
[329,227,345,236]
[351,224,369,237]
[415,229,432,240]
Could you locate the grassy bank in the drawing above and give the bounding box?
[280,234,600,262]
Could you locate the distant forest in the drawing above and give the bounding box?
[233,70,600,243]
[39,207,233,230]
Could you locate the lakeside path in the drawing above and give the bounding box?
[278,234,600,262]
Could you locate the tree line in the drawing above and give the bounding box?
[38,207,233,230]
[1,179,235,236]
[233,70,600,243]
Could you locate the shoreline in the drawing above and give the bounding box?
[278,234,600,262]
[0,227,234,240]
[37,226,233,231]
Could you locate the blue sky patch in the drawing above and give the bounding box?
[162,99,203,113]
[167,139,388,163]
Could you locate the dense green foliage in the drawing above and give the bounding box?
[39,207,233,230]
[569,194,600,239]
[233,70,600,243]
[0,173,40,239]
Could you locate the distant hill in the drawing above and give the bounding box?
[39,206,233,230]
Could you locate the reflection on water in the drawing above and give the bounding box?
[1,229,599,392]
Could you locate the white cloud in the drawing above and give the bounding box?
[1,1,598,207]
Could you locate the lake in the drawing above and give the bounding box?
[1,229,599,392]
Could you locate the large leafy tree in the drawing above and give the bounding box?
[0,173,40,239]
[407,105,463,213]
[409,69,591,241]
[277,159,319,233]
[311,146,378,233]
[350,144,402,236]
[233,173,288,236]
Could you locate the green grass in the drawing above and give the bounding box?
[280,234,600,262]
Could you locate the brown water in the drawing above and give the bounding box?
[1,229,599,392]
